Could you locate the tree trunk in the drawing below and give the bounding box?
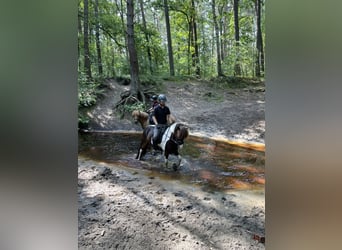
[188,19,192,75]
[218,5,224,61]
[233,0,241,76]
[83,0,92,79]
[94,0,103,76]
[127,0,141,97]
[193,20,200,76]
[78,12,82,71]
[200,19,207,78]
[259,0,265,74]
[111,43,116,77]
[220,18,224,61]
[118,0,130,69]
[139,0,153,74]
[223,5,229,60]
[212,0,223,76]
[191,0,200,77]
[163,0,175,76]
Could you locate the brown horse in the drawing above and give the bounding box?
[136,123,189,170]
[131,110,149,129]
[132,110,177,129]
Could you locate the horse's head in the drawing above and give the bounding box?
[172,123,189,145]
[132,110,150,129]
[131,110,140,124]
[132,110,148,124]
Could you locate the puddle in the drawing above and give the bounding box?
[78,131,265,191]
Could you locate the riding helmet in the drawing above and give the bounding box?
[150,95,158,101]
[158,94,167,102]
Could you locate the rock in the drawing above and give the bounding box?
[98,167,112,177]
[174,191,184,197]
[184,205,193,210]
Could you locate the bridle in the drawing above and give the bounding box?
[171,126,186,146]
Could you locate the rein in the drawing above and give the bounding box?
[171,137,183,145]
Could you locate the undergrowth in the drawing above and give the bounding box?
[78,72,104,126]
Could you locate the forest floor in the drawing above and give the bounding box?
[78,79,265,249]
[86,79,265,143]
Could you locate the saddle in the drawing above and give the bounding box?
[148,113,155,125]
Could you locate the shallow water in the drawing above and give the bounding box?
[78,131,265,191]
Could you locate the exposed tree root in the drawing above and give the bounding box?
[114,89,156,117]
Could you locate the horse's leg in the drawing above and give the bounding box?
[137,148,143,160]
[139,140,149,160]
[164,151,169,168]
[137,136,148,160]
[170,150,181,171]
[177,154,182,167]
[136,140,144,160]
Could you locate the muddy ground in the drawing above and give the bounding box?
[79,79,265,249]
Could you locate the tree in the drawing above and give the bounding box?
[139,0,153,74]
[255,0,264,77]
[164,0,175,76]
[116,0,130,68]
[191,0,200,76]
[83,0,92,79]
[212,0,223,76]
[78,8,83,71]
[77,0,265,81]
[127,0,142,99]
[233,0,241,76]
[94,0,103,75]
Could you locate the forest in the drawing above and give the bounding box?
[78,0,265,123]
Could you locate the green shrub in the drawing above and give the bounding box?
[78,111,90,124]
[78,72,104,107]
[78,72,104,126]
[116,101,147,119]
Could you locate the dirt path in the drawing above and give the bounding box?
[78,158,265,249]
[79,79,265,249]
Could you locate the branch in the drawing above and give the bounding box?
[78,13,125,48]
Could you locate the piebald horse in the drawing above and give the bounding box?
[132,110,177,129]
[136,123,189,170]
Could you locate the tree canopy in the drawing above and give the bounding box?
[78,0,265,79]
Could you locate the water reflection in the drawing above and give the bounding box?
[78,131,265,191]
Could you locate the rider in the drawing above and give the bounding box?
[147,95,159,113]
[147,95,159,125]
[152,94,171,150]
